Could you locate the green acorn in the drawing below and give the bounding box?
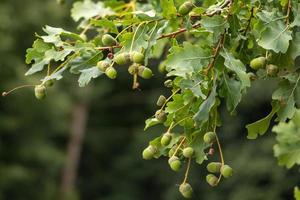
[206,174,219,187]
[164,80,173,88]
[182,147,194,158]
[203,132,216,144]
[249,57,266,70]
[161,132,172,146]
[138,66,153,79]
[156,95,167,106]
[155,110,167,122]
[220,165,233,178]
[142,145,157,160]
[178,2,194,16]
[105,66,117,79]
[114,53,131,65]
[45,80,54,87]
[102,34,116,46]
[168,156,181,171]
[131,51,144,64]
[34,85,46,100]
[206,162,222,173]
[97,60,110,72]
[179,183,193,199]
[266,64,279,77]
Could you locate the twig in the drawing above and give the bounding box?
[243,7,254,36]
[204,34,225,74]
[182,157,192,184]
[285,0,292,24]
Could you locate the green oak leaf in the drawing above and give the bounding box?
[193,84,216,123]
[272,75,300,121]
[273,110,300,168]
[71,0,114,22]
[160,0,177,19]
[78,67,103,87]
[258,20,292,53]
[90,18,118,34]
[246,102,280,139]
[165,42,211,78]
[220,73,242,113]
[144,118,160,130]
[287,32,300,60]
[201,15,229,42]
[291,3,300,27]
[220,49,250,90]
[25,46,73,76]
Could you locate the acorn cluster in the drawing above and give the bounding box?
[249,55,279,77]
[96,34,153,82]
[203,131,233,187]
[142,111,234,199]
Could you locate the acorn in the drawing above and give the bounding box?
[102,34,116,46]
[114,53,131,65]
[206,162,222,173]
[182,147,194,158]
[142,145,157,160]
[168,156,181,171]
[203,132,216,144]
[97,60,110,72]
[34,85,46,100]
[155,110,167,122]
[156,95,167,106]
[179,183,193,199]
[206,174,219,187]
[220,165,233,178]
[249,57,266,70]
[131,51,144,64]
[161,132,172,146]
[105,66,117,79]
[45,80,54,87]
[266,64,279,77]
[178,2,194,16]
[138,66,153,79]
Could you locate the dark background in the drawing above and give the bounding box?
[0,0,299,199]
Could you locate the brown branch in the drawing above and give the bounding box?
[157,23,201,40]
[285,0,292,24]
[204,34,226,74]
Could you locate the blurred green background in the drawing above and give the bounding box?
[0,0,299,200]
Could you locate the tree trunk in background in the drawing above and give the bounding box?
[60,102,89,200]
